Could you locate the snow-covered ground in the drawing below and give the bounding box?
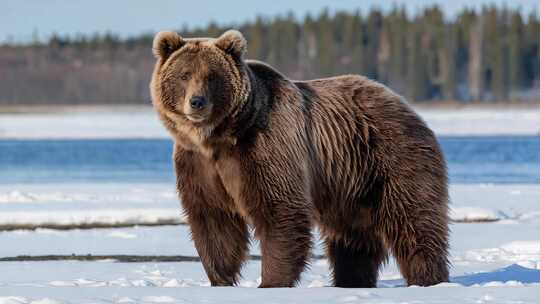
[0,184,184,230]
[1,106,539,138]
[418,107,540,136]
[1,183,540,303]
[0,262,539,304]
[1,183,539,229]
[0,108,166,139]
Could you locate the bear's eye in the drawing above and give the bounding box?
[180,72,191,81]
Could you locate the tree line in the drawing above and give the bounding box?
[1,5,539,105]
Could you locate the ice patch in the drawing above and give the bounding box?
[52,275,210,289]
[481,280,523,287]
[0,188,176,205]
[516,211,540,222]
[433,282,463,287]
[458,240,540,265]
[107,231,137,239]
[29,299,61,304]
[0,299,62,304]
[307,279,326,288]
[0,298,27,304]
[48,281,76,287]
[476,294,495,303]
[162,279,184,288]
[0,209,185,230]
[0,191,92,204]
[337,293,378,303]
[141,296,176,303]
[450,207,506,222]
[500,241,540,259]
[0,184,185,230]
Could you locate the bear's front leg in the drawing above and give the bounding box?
[186,206,250,286]
[251,200,312,288]
[174,147,250,286]
[241,140,313,287]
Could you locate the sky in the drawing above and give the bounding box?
[1,0,539,43]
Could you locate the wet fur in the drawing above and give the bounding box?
[151,31,450,288]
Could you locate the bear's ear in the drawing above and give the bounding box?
[214,30,247,59]
[152,31,185,60]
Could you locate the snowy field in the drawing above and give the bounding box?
[1,183,539,231]
[1,107,540,303]
[0,106,539,138]
[1,183,540,303]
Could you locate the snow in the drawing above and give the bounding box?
[449,184,540,222]
[502,241,540,258]
[0,183,540,302]
[1,183,539,230]
[0,209,184,230]
[0,298,61,304]
[0,183,178,205]
[418,107,540,136]
[2,260,538,289]
[1,106,539,139]
[0,108,165,139]
[1,281,540,304]
[108,231,138,239]
[1,260,540,303]
[0,183,184,230]
[457,241,540,268]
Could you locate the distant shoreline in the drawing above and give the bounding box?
[0,104,154,114]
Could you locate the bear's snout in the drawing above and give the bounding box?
[190,96,207,110]
[184,94,213,123]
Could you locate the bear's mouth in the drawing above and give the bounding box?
[186,114,207,123]
[165,107,207,124]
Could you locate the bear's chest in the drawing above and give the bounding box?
[212,155,251,220]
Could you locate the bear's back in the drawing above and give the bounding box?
[287,72,444,219]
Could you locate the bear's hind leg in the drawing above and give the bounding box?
[382,196,450,286]
[325,230,387,288]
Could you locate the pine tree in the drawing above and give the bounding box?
[365,9,383,80]
[442,24,458,100]
[316,8,336,76]
[407,21,430,101]
[386,6,409,94]
[524,12,540,89]
[508,11,524,99]
[468,13,484,101]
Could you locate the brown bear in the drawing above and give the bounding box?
[150,30,450,288]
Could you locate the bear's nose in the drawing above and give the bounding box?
[190,96,207,110]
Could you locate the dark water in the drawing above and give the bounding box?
[0,137,539,184]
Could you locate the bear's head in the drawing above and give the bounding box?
[150,30,250,136]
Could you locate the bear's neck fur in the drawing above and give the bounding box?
[204,61,276,158]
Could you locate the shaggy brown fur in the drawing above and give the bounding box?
[150,30,450,288]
